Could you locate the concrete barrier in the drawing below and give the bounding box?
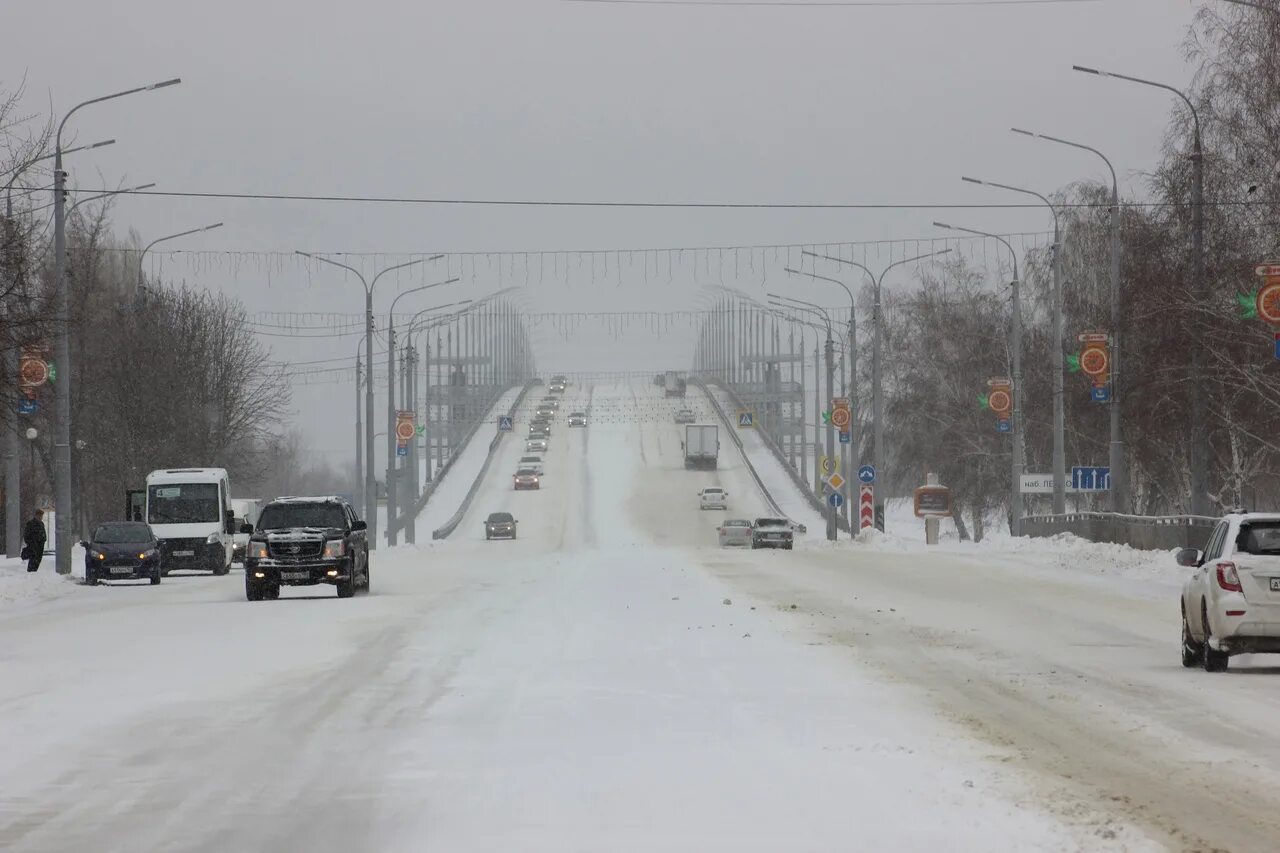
[691,379,786,518]
[1023,512,1217,551]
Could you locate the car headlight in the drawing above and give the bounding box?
[141,549,159,559]
[206,533,221,544]
[322,539,346,558]
[249,543,268,560]
[91,550,105,560]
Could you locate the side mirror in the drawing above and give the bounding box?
[224,509,235,535]
[1175,547,1202,568]
[352,520,368,532]
[239,523,254,535]
[79,540,89,548]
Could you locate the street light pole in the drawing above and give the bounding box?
[3,140,114,559]
[295,252,435,548]
[799,248,951,530]
[769,293,837,541]
[137,222,224,297]
[934,222,1024,535]
[1071,65,1205,515]
[52,77,180,575]
[962,176,1067,514]
[1012,128,1125,514]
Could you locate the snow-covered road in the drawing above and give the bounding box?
[4,380,1278,850]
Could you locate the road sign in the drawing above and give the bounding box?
[820,456,834,475]
[1090,384,1111,403]
[830,407,851,430]
[737,411,755,428]
[1019,474,1081,494]
[858,465,876,484]
[839,431,851,444]
[396,443,408,457]
[827,472,846,492]
[415,424,426,436]
[1275,332,1280,361]
[1071,466,1111,491]
[1258,280,1280,325]
[1255,262,1280,279]
[1080,346,1109,378]
[17,398,36,415]
[395,410,415,441]
[821,410,831,425]
[986,389,1011,415]
[828,492,844,509]
[996,417,1011,433]
[859,485,874,529]
[913,485,952,518]
[497,415,513,431]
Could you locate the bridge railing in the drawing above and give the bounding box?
[1023,512,1218,551]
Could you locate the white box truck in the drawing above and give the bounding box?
[683,424,719,470]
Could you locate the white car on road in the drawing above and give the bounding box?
[1180,512,1280,671]
[526,438,548,453]
[518,455,544,475]
[718,519,753,547]
[698,487,728,510]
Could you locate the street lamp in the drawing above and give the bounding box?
[1071,64,1208,515]
[934,221,1025,535]
[294,251,440,548]
[384,270,456,544]
[138,222,224,293]
[1011,128,1126,515]
[799,247,951,531]
[962,175,1068,515]
[768,292,839,542]
[52,77,180,575]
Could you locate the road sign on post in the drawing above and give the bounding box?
[1071,466,1111,491]
[857,465,876,484]
[987,377,1012,433]
[826,472,846,492]
[996,418,1011,433]
[395,410,415,442]
[18,399,36,415]
[859,485,874,530]
[737,411,755,428]
[497,415,513,431]
[828,492,844,509]
[396,443,408,457]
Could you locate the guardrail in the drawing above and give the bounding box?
[430,381,537,540]
[690,378,785,519]
[1023,511,1218,551]
[696,377,850,533]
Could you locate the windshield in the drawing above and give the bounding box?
[755,518,788,528]
[724,520,750,528]
[1238,522,1280,555]
[148,483,221,525]
[93,523,153,544]
[488,513,513,523]
[257,503,347,530]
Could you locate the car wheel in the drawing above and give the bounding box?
[85,568,98,586]
[1181,604,1201,668]
[1201,602,1229,672]
[783,542,793,551]
[214,561,230,577]
[150,570,161,586]
[336,573,356,598]
[362,566,371,594]
[266,583,280,601]
[246,579,263,601]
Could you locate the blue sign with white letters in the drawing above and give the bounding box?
[396,444,408,457]
[1091,384,1111,403]
[996,418,1011,433]
[839,431,851,444]
[857,465,876,484]
[1071,466,1111,491]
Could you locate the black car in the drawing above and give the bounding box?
[485,512,518,540]
[82,522,163,585]
[243,496,369,600]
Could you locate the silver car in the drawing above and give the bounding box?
[718,518,753,547]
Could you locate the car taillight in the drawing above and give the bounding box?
[1216,561,1243,592]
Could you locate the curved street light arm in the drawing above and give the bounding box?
[295,250,369,290]
[1072,66,1200,145]
[932,222,1018,282]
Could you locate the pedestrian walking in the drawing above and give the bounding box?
[23,509,47,572]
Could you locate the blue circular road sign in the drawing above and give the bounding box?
[857,465,876,484]
[827,492,845,509]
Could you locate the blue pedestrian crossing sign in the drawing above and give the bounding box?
[737,411,755,428]
[498,415,513,431]
[857,465,876,484]
[828,492,845,509]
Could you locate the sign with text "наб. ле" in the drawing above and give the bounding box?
[1019,474,1080,495]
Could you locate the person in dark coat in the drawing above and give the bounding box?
[24,509,47,572]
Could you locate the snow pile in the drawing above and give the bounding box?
[0,556,83,613]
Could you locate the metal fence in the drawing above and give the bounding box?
[1023,512,1218,551]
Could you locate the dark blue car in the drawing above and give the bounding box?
[82,522,163,585]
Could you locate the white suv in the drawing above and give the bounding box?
[1180,512,1280,671]
[698,487,728,510]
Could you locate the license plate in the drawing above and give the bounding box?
[281,571,310,581]
[173,550,194,557]
[1271,578,1280,592]
[109,566,134,574]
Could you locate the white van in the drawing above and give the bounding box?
[143,468,235,575]
[229,497,263,565]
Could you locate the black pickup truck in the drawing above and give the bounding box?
[243,496,369,600]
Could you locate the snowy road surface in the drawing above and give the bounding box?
[2,382,1279,850]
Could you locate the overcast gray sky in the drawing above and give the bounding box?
[6,0,1199,464]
